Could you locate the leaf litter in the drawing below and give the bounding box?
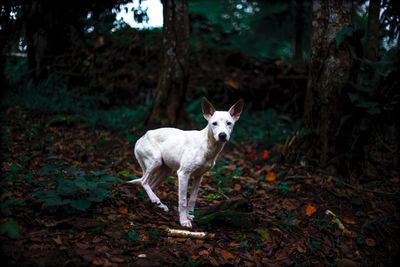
[0,107,399,266]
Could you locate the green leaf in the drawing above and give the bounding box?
[336,26,355,47]
[69,199,91,211]
[20,155,31,162]
[0,220,20,239]
[99,175,123,185]
[367,106,381,115]
[128,230,140,242]
[119,169,130,177]
[202,193,221,200]
[10,163,21,174]
[74,176,89,190]
[277,181,290,194]
[43,196,64,207]
[88,188,112,202]
[348,92,360,103]
[24,173,34,181]
[57,179,77,196]
[258,229,270,242]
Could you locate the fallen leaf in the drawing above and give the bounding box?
[342,216,357,225]
[92,258,104,266]
[53,235,62,245]
[275,250,288,261]
[110,256,125,263]
[336,258,358,267]
[224,79,240,90]
[220,249,235,261]
[365,238,376,247]
[92,236,103,243]
[265,172,277,182]
[118,207,128,214]
[306,203,317,216]
[119,169,130,177]
[198,249,209,256]
[236,176,258,184]
[209,256,219,266]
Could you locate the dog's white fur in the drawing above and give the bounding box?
[128,98,243,227]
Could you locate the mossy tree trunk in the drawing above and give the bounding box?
[147,0,190,126]
[303,0,353,168]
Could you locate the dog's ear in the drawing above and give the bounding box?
[202,97,216,120]
[228,99,244,121]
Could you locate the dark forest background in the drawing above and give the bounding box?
[0,0,399,266]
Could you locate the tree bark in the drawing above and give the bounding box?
[366,0,380,61]
[24,0,81,83]
[303,0,353,168]
[293,0,304,66]
[147,0,190,126]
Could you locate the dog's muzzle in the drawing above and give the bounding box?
[218,132,227,142]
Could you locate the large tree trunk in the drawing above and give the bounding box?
[0,2,12,88]
[24,1,79,83]
[293,0,304,66]
[366,0,381,61]
[303,0,353,168]
[147,0,190,126]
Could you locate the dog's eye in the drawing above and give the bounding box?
[212,122,218,126]
[227,121,232,126]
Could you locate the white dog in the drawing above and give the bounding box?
[128,97,243,227]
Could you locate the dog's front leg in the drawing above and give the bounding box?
[187,176,202,221]
[177,169,192,227]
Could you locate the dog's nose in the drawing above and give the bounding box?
[218,132,227,141]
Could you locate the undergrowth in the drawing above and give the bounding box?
[2,58,151,132]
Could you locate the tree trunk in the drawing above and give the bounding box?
[147,0,190,126]
[293,0,304,66]
[24,1,78,83]
[366,0,380,61]
[0,2,12,88]
[303,0,353,168]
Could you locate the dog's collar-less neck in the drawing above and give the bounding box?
[202,125,225,160]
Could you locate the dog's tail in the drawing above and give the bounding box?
[127,178,142,185]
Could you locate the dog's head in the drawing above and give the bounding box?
[202,97,244,142]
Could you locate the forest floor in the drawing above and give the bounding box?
[1,107,399,267]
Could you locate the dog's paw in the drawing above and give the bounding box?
[180,219,192,228]
[157,202,169,212]
[187,214,195,221]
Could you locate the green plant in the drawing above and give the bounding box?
[0,220,20,239]
[277,181,290,195]
[33,174,122,212]
[127,230,140,242]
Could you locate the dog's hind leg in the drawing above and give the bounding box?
[150,165,171,191]
[141,162,169,212]
[127,139,147,185]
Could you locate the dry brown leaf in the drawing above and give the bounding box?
[53,235,62,245]
[209,256,219,266]
[306,203,317,216]
[224,79,240,90]
[118,207,128,214]
[265,172,277,182]
[92,236,103,243]
[198,250,209,256]
[365,238,376,247]
[342,216,357,225]
[92,258,104,266]
[110,256,125,263]
[275,250,288,261]
[220,249,235,261]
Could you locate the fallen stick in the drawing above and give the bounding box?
[166,228,215,239]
